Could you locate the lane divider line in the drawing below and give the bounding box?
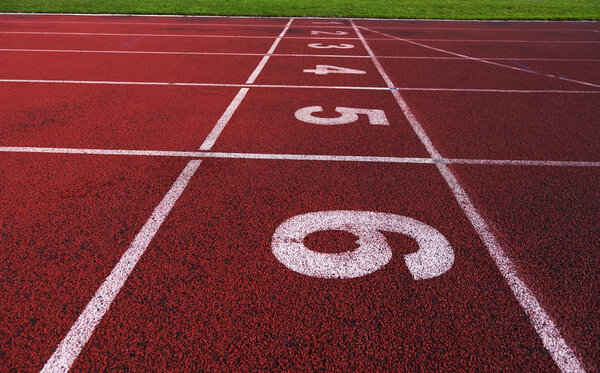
[40,18,294,373]
[0,79,598,93]
[359,26,600,89]
[352,19,586,373]
[2,49,599,62]
[1,146,599,168]
[0,18,596,33]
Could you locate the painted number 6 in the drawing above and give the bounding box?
[295,106,389,126]
[271,210,454,280]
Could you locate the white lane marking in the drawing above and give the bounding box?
[3,49,599,62]
[382,38,600,43]
[1,17,597,33]
[303,65,366,75]
[352,20,586,373]
[40,159,202,373]
[272,210,453,280]
[0,30,359,40]
[2,146,600,168]
[41,18,294,373]
[360,26,600,89]
[199,18,293,150]
[295,106,389,125]
[2,79,597,93]
[199,87,249,150]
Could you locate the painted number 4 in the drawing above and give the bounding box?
[271,211,454,280]
[303,65,366,75]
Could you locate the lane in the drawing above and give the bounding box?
[209,88,430,157]
[0,153,189,371]
[254,55,387,87]
[0,84,240,150]
[450,165,600,371]
[358,27,600,42]
[69,159,559,371]
[0,14,289,25]
[0,33,274,53]
[367,39,600,59]
[275,37,369,56]
[378,58,595,90]
[0,51,262,83]
[400,91,600,161]
[353,19,600,31]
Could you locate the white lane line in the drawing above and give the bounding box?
[40,158,202,373]
[200,18,293,149]
[2,49,599,62]
[2,146,600,168]
[381,38,600,43]
[352,20,585,373]
[0,30,360,40]
[41,18,294,373]
[360,26,600,89]
[1,17,597,32]
[2,30,597,43]
[1,79,598,93]
[0,79,387,90]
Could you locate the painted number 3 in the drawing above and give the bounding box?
[271,211,454,280]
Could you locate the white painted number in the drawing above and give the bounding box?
[308,43,354,49]
[295,106,389,126]
[271,210,454,279]
[303,65,366,75]
[311,30,349,36]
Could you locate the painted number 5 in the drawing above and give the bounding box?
[271,210,454,279]
[295,106,389,126]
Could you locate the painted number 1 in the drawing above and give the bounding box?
[271,210,454,280]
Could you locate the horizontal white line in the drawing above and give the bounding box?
[0,30,362,40]
[375,37,600,43]
[2,19,597,33]
[1,30,596,43]
[1,146,599,167]
[1,48,598,62]
[0,79,389,90]
[1,79,598,93]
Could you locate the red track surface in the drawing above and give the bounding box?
[0,14,598,372]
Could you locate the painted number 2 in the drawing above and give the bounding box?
[295,106,389,125]
[271,210,454,280]
[308,43,354,49]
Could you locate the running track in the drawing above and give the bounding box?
[0,14,599,372]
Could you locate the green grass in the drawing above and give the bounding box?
[0,0,598,20]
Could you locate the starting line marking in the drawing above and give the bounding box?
[41,17,295,373]
[0,79,598,93]
[352,19,585,373]
[1,146,599,168]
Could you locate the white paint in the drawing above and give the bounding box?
[311,30,349,35]
[295,106,389,125]
[40,159,202,373]
[1,146,600,168]
[307,42,355,49]
[360,26,600,89]
[1,79,598,93]
[303,65,366,75]
[351,19,585,373]
[271,210,453,280]
[3,48,599,63]
[42,18,295,373]
[199,88,250,150]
